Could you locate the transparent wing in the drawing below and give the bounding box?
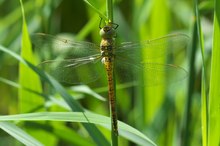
[114,34,189,86]
[31,33,104,85]
[116,33,189,61]
[31,33,100,60]
[115,60,188,86]
[39,55,105,84]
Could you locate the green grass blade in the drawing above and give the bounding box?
[195,0,208,145]
[181,20,197,146]
[0,112,157,146]
[19,0,43,112]
[0,44,110,146]
[71,85,106,101]
[0,77,20,88]
[0,122,43,146]
[208,0,220,145]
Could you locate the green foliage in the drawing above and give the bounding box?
[0,0,219,146]
[19,0,43,113]
[0,122,43,146]
[0,112,156,146]
[208,0,220,145]
[195,0,208,146]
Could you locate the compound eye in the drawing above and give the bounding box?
[100,26,116,38]
[103,26,111,32]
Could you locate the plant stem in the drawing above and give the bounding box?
[106,0,118,146]
[106,0,113,23]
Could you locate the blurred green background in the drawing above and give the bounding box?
[0,0,216,146]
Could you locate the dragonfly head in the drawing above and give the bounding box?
[100,25,116,39]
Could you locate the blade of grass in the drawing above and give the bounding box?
[194,0,208,145]
[0,77,20,88]
[208,0,220,145]
[0,112,157,146]
[19,0,43,112]
[18,1,53,143]
[71,85,106,101]
[181,18,197,146]
[0,122,43,146]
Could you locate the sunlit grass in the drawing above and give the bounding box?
[208,0,220,145]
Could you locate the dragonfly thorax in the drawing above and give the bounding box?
[100,25,116,39]
[100,42,115,64]
[100,24,116,60]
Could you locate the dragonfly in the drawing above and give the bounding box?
[31,23,189,136]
